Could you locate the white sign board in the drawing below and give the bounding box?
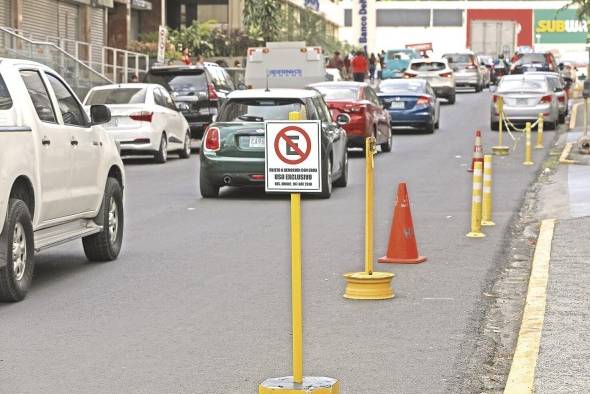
[157,25,167,64]
[265,121,322,193]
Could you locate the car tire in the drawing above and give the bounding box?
[558,114,566,124]
[545,121,556,131]
[447,95,456,105]
[475,84,482,93]
[425,121,435,134]
[380,130,392,152]
[434,117,440,129]
[199,171,220,198]
[154,133,168,163]
[179,131,191,159]
[83,178,124,262]
[333,152,348,188]
[317,154,333,199]
[0,199,34,302]
[491,121,499,131]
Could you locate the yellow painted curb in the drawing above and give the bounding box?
[558,142,579,164]
[504,219,555,394]
[569,102,582,130]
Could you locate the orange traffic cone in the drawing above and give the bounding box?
[378,183,426,264]
[468,130,484,172]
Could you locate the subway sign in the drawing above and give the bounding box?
[534,9,588,44]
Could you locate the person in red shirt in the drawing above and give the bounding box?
[351,51,368,82]
[182,48,192,65]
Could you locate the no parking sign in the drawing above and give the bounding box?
[265,120,322,193]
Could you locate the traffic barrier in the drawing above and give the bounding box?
[468,130,484,172]
[259,111,339,393]
[535,113,544,149]
[492,96,510,156]
[523,122,533,166]
[466,162,485,238]
[378,182,426,264]
[481,155,495,226]
[343,137,394,300]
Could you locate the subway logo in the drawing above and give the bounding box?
[536,20,588,33]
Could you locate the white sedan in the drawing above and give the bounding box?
[84,83,191,163]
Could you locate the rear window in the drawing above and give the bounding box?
[145,70,208,96]
[86,88,146,105]
[498,79,547,93]
[0,75,13,110]
[387,51,411,61]
[410,62,445,72]
[518,54,547,64]
[218,98,304,122]
[379,80,425,93]
[443,54,473,64]
[314,86,359,101]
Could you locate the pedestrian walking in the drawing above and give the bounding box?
[351,51,368,82]
[182,48,192,65]
[343,53,352,80]
[369,53,377,82]
[327,51,345,75]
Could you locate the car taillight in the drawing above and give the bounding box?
[208,83,219,101]
[404,72,417,78]
[129,111,153,122]
[540,95,552,104]
[558,95,565,103]
[204,127,220,151]
[439,71,452,78]
[416,96,431,106]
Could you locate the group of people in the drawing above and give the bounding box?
[327,50,386,83]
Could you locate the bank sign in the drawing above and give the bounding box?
[534,9,588,44]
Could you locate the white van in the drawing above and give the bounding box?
[245,41,326,89]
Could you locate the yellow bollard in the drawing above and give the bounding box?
[466,161,485,238]
[492,96,510,156]
[535,113,544,149]
[523,122,534,166]
[343,137,394,300]
[481,155,495,226]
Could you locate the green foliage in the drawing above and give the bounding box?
[243,0,282,43]
[168,19,217,57]
[568,1,590,20]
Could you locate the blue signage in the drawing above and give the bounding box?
[268,69,304,78]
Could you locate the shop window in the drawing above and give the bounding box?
[344,9,352,27]
[376,9,430,27]
[433,10,463,27]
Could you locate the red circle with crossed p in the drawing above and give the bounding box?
[274,126,312,165]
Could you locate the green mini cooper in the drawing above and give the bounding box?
[199,89,349,198]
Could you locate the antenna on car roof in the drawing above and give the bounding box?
[265,69,270,92]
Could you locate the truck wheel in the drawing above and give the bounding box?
[199,171,220,198]
[333,152,348,188]
[154,133,168,163]
[83,178,124,262]
[447,95,456,105]
[179,131,191,159]
[0,199,34,302]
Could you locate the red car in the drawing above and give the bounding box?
[309,82,392,152]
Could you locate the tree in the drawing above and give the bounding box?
[243,0,282,43]
[569,0,590,19]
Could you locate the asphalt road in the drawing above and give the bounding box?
[0,90,556,393]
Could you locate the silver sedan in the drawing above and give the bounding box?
[490,75,559,131]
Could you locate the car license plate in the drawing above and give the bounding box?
[248,136,265,148]
[516,98,528,106]
[389,101,405,109]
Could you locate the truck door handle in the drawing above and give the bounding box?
[41,137,51,146]
[70,137,78,146]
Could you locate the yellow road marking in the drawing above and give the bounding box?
[569,102,582,130]
[504,219,555,394]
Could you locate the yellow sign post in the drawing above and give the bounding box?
[481,155,495,227]
[259,112,339,393]
[523,122,534,166]
[535,113,544,149]
[343,137,394,300]
[492,96,510,156]
[466,161,485,238]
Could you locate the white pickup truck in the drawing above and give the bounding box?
[0,59,125,302]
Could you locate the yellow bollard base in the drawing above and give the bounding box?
[492,146,510,156]
[481,220,496,226]
[466,231,486,238]
[259,376,340,393]
[523,161,534,166]
[343,271,394,300]
[535,144,543,149]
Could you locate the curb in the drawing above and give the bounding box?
[569,101,583,130]
[504,219,555,394]
[559,142,579,165]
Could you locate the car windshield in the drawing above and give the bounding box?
[86,88,146,105]
[387,51,411,61]
[145,70,208,96]
[0,75,13,110]
[218,98,305,122]
[443,54,472,64]
[314,86,359,100]
[410,62,445,72]
[498,79,547,93]
[379,80,425,93]
[518,54,547,65]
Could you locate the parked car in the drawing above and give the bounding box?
[510,52,558,75]
[84,83,191,163]
[377,79,440,133]
[404,58,456,104]
[199,89,349,199]
[442,52,485,92]
[382,49,419,79]
[0,59,125,302]
[524,71,568,123]
[308,81,392,152]
[491,74,559,130]
[145,62,235,139]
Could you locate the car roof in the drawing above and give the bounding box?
[309,81,367,88]
[409,58,447,64]
[380,78,426,85]
[148,64,206,72]
[88,83,154,91]
[227,89,318,100]
[503,74,546,80]
[0,57,58,72]
[524,71,560,78]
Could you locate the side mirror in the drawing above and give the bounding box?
[90,105,111,125]
[177,102,190,112]
[583,80,590,98]
[335,113,350,126]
